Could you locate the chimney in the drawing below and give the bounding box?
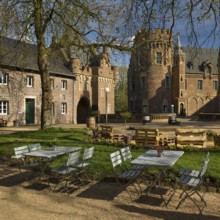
[71,58,81,73]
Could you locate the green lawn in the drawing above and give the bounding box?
[0,127,219,184]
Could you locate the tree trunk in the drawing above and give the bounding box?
[33,0,52,130]
[38,47,52,130]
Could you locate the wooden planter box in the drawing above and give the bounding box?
[214,135,220,147]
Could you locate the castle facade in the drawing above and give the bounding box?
[0,36,118,126]
[128,28,220,117]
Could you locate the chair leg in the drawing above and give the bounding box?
[176,189,206,214]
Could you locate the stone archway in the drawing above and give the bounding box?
[77,97,90,124]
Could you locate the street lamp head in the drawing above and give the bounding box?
[105,87,110,93]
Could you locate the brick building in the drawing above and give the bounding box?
[128,28,220,117]
[0,36,118,126]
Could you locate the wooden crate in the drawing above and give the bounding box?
[134,128,159,147]
[176,129,207,148]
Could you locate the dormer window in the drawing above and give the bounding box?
[187,61,194,69]
[204,66,211,74]
[200,60,212,74]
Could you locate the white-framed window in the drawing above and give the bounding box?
[213,80,218,90]
[156,52,162,64]
[61,80,67,90]
[197,80,203,90]
[0,72,8,85]
[0,101,8,115]
[61,103,67,114]
[50,79,55,89]
[26,76,33,87]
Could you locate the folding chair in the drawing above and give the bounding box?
[110,150,142,201]
[28,143,41,151]
[179,152,209,177]
[11,146,29,172]
[175,158,210,214]
[50,151,82,195]
[71,147,95,183]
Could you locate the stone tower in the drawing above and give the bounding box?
[128,28,173,114]
[172,35,186,115]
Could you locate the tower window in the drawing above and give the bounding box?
[165,76,170,88]
[197,80,203,90]
[140,76,146,88]
[156,52,162,64]
[213,81,218,90]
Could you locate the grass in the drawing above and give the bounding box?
[0,127,220,184]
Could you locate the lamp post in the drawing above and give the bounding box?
[105,87,110,124]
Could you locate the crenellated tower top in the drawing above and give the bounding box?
[135,28,172,43]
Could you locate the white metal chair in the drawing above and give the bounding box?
[11,146,29,172]
[51,151,82,195]
[28,143,41,151]
[120,146,145,171]
[110,150,142,201]
[72,147,94,168]
[71,147,95,183]
[179,152,209,178]
[175,158,210,213]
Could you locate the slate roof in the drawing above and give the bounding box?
[182,47,219,74]
[0,36,74,77]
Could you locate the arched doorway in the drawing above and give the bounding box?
[77,97,90,124]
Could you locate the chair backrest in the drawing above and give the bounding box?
[110,151,122,168]
[205,152,209,161]
[83,147,95,160]
[200,158,209,178]
[29,143,41,151]
[120,146,132,161]
[13,146,29,158]
[66,151,81,166]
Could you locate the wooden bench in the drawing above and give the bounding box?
[176,128,207,148]
[134,128,159,147]
[0,118,7,127]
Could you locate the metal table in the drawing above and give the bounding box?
[24,146,81,159]
[23,146,81,187]
[131,150,184,205]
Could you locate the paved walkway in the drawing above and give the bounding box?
[0,118,220,134]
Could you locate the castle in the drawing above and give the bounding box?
[0,36,118,126]
[127,28,220,117]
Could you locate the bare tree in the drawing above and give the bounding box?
[0,0,129,129]
[121,0,220,47]
[0,0,219,129]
